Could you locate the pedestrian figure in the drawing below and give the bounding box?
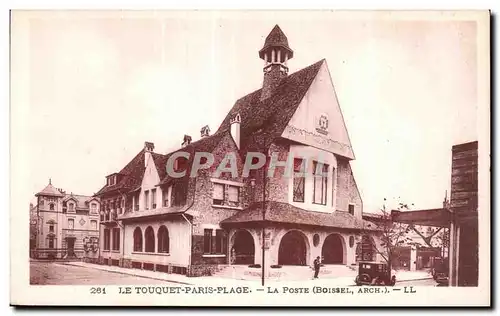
[313,256,321,279]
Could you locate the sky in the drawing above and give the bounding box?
[16,11,479,212]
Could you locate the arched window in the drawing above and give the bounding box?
[145,226,155,253]
[133,227,143,252]
[49,203,55,211]
[157,225,169,253]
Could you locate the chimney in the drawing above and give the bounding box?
[259,25,294,101]
[230,113,241,149]
[144,141,154,167]
[181,135,192,147]
[200,125,210,138]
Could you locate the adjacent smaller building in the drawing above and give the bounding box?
[32,180,101,260]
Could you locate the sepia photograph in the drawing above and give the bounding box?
[10,10,490,306]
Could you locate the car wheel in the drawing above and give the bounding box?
[359,274,371,284]
[355,275,361,286]
[390,276,396,286]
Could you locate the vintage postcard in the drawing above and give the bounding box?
[10,10,490,306]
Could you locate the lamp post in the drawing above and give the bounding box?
[249,151,267,287]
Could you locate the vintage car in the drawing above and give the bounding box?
[431,257,449,285]
[355,262,396,286]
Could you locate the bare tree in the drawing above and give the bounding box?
[364,199,413,272]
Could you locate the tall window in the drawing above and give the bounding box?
[49,203,55,211]
[215,229,226,254]
[157,225,169,253]
[112,228,120,251]
[227,186,239,207]
[204,229,212,253]
[90,220,97,230]
[163,187,170,207]
[293,158,305,202]
[49,224,54,232]
[151,189,157,209]
[68,203,75,212]
[48,238,55,249]
[313,162,328,205]
[90,203,97,213]
[144,191,149,210]
[133,227,142,252]
[144,226,155,253]
[68,219,74,229]
[348,204,355,216]
[103,228,110,251]
[204,229,226,254]
[212,183,224,205]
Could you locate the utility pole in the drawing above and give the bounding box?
[261,153,267,287]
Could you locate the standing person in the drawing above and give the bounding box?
[313,256,321,279]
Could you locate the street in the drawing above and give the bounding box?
[30,261,175,285]
[396,278,437,287]
[30,261,438,287]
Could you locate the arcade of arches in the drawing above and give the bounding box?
[228,228,379,266]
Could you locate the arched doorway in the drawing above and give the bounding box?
[278,231,307,265]
[321,234,345,264]
[232,230,255,264]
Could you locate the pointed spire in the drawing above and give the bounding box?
[259,25,293,59]
[35,180,64,197]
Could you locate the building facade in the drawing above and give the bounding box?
[32,180,101,260]
[95,25,380,276]
[391,140,479,286]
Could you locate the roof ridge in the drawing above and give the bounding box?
[232,59,325,105]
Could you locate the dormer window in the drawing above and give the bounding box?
[106,175,117,186]
[68,202,75,212]
[90,203,97,214]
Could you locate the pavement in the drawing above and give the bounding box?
[53,261,433,287]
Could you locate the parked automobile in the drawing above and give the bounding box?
[431,257,449,285]
[355,262,396,286]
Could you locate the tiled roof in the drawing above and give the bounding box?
[118,205,189,221]
[159,132,228,186]
[35,183,64,197]
[63,194,96,209]
[95,150,147,196]
[96,132,230,196]
[221,201,380,231]
[215,59,324,151]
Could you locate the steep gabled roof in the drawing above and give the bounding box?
[216,59,324,151]
[159,132,228,186]
[95,149,147,196]
[259,24,293,59]
[96,132,232,196]
[63,194,96,209]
